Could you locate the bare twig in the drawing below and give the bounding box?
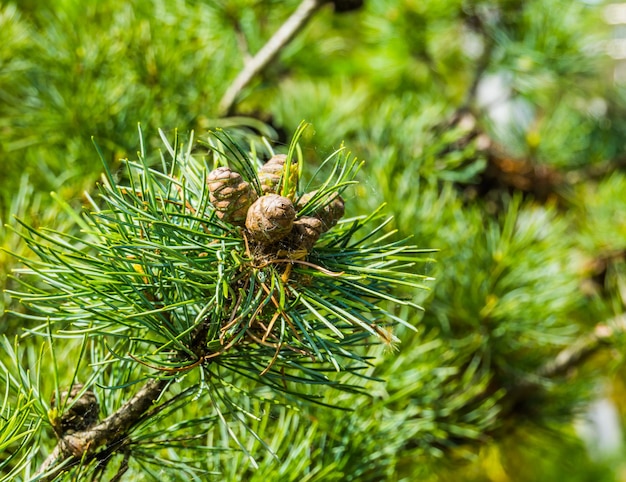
[218,0,327,116]
[38,377,169,481]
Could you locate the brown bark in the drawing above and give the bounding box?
[38,377,169,481]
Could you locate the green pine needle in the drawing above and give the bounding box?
[6,123,434,399]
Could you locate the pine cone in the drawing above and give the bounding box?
[258,154,298,199]
[207,167,257,226]
[297,190,345,232]
[319,193,345,231]
[245,194,296,244]
[50,384,100,435]
[292,216,324,252]
[296,191,315,213]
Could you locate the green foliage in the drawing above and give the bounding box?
[577,173,626,253]
[2,125,432,479]
[0,0,239,204]
[7,124,430,382]
[2,0,626,480]
[428,198,583,371]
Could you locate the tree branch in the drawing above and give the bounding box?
[538,314,626,380]
[38,377,169,481]
[510,313,626,398]
[218,0,327,116]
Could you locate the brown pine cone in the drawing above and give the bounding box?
[297,190,345,232]
[245,194,296,244]
[296,191,314,211]
[319,193,345,231]
[292,216,324,252]
[207,167,257,226]
[258,154,298,199]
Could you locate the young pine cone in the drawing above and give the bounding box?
[50,384,100,435]
[207,167,257,226]
[297,191,345,232]
[292,216,324,252]
[258,154,298,199]
[245,194,296,244]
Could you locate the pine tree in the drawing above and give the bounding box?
[2,1,626,481]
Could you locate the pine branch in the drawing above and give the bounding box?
[538,313,626,380]
[506,313,626,403]
[5,125,433,478]
[399,314,626,457]
[218,0,327,116]
[37,377,169,481]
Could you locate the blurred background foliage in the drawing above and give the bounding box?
[2,0,626,480]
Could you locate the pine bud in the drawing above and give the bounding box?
[297,190,345,232]
[245,194,296,244]
[292,216,324,252]
[258,154,298,199]
[50,384,100,435]
[207,167,257,226]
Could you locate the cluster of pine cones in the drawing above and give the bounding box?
[207,154,344,255]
